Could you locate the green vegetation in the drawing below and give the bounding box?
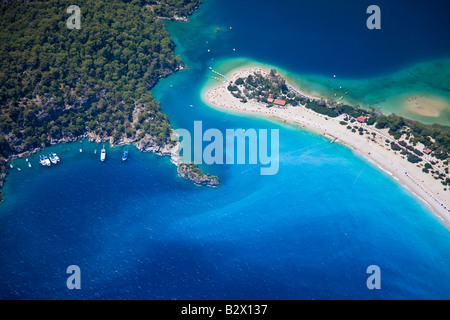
[230,69,291,105]
[234,69,450,163]
[0,1,199,152]
[233,69,449,181]
[179,162,217,178]
[147,0,200,18]
[178,162,220,186]
[0,0,201,198]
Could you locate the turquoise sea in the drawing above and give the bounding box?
[1,0,450,299]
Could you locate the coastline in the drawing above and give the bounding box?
[1,127,218,199]
[206,57,450,127]
[0,0,222,201]
[202,67,450,229]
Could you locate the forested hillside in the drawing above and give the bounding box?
[0,0,201,198]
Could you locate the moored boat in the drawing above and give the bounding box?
[100,145,106,162]
[49,153,58,164]
[52,153,60,162]
[44,156,51,166]
[122,150,128,161]
[39,155,51,166]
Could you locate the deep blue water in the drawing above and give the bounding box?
[172,0,450,78]
[1,0,450,300]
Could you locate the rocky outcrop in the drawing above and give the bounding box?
[136,131,219,187]
[0,127,219,204]
[156,15,189,22]
[177,162,220,187]
[135,132,182,164]
[0,169,6,203]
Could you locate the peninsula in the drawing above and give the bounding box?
[0,0,219,202]
[204,67,450,227]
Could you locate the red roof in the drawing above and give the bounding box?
[274,99,286,106]
[446,157,450,162]
[267,98,274,103]
[357,116,368,123]
[423,149,432,155]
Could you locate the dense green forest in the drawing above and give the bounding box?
[0,0,201,199]
[0,0,200,170]
[146,0,200,17]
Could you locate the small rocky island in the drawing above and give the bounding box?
[177,162,220,187]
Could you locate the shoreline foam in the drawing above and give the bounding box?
[202,67,450,230]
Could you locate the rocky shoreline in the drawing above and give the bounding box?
[155,1,201,23]
[177,162,220,187]
[0,128,219,203]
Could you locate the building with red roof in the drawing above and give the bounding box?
[357,116,368,123]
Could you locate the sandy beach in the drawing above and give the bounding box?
[202,67,450,229]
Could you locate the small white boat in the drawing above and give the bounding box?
[9,164,13,169]
[28,162,32,168]
[39,155,51,166]
[122,150,128,161]
[52,153,60,162]
[49,154,58,164]
[100,145,106,162]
